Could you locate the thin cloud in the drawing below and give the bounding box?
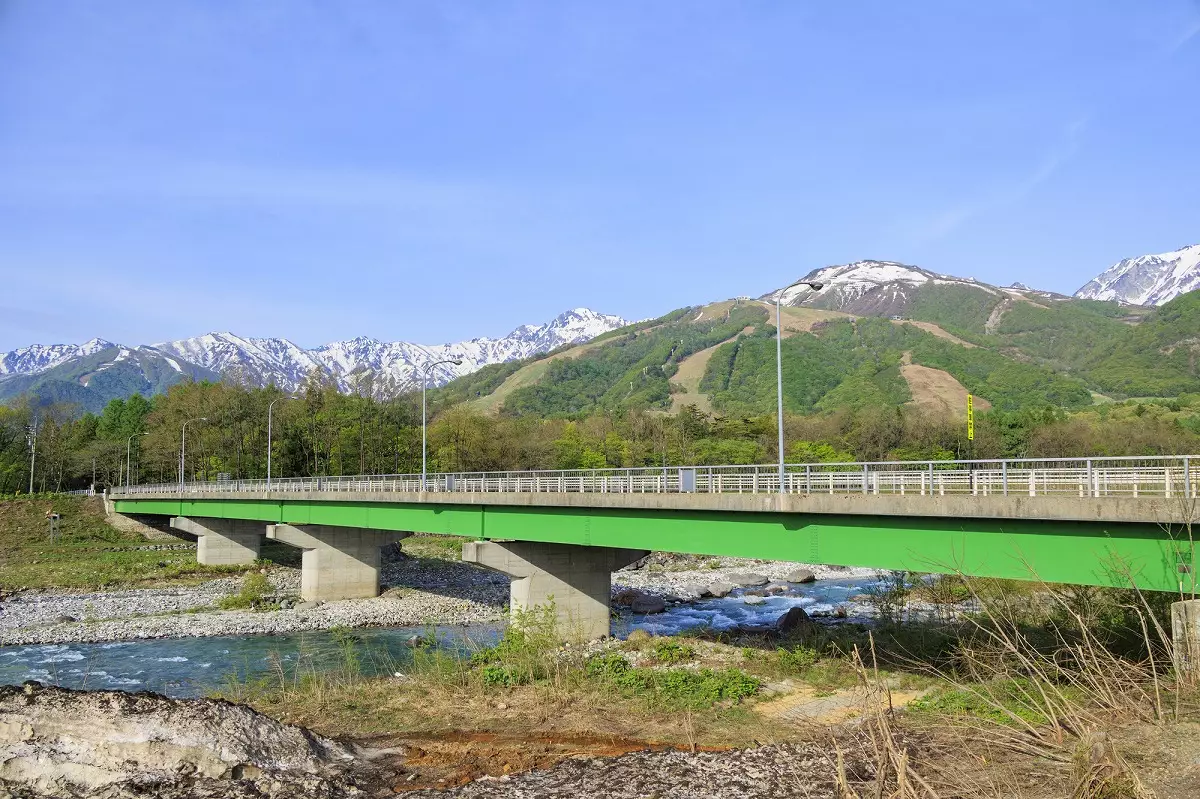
[907,116,1088,245]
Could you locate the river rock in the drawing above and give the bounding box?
[742,595,766,606]
[776,606,815,635]
[765,583,789,595]
[707,582,736,598]
[612,588,642,607]
[726,572,769,587]
[785,568,817,583]
[630,595,667,614]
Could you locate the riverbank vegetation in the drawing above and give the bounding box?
[214,579,1200,797]
[0,495,247,591]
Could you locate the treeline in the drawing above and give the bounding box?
[5,375,1200,494]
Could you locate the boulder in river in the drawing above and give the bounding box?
[612,588,642,607]
[630,595,667,614]
[785,568,817,583]
[776,606,816,635]
[707,581,736,598]
[742,595,767,606]
[726,572,769,587]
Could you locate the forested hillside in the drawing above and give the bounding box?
[435,284,1198,419]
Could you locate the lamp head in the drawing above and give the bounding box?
[450,359,463,366]
[809,282,824,291]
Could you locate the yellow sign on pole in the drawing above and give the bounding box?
[967,394,974,441]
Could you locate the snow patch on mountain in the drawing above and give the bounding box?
[141,308,631,394]
[1075,245,1200,306]
[0,338,116,379]
[763,260,996,315]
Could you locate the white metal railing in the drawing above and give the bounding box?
[107,455,1200,501]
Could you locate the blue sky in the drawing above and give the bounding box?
[1,1,1198,351]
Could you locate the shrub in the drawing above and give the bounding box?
[218,571,273,610]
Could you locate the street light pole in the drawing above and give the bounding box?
[267,396,297,492]
[422,358,463,491]
[775,280,823,495]
[27,416,37,495]
[180,417,208,494]
[126,432,148,488]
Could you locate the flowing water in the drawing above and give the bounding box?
[0,576,879,698]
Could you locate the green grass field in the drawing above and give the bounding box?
[0,496,248,591]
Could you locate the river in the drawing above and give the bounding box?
[0,575,879,697]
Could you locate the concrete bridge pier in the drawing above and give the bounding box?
[170,517,263,565]
[267,524,409,601]
[463,540,649,641]
[1172,600,1200,676]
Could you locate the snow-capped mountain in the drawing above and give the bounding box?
[0,309,629,401]
[0,338,115,378]
[762,260,1005,316]
[1075,244,1200,306]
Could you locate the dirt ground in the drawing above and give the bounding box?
[900,351,992,416]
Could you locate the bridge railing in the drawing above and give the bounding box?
[108,455,1200,501]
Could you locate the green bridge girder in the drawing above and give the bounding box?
[113,496,1197,593]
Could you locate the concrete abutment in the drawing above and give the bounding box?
[170,517,263,565]
[462,540,649,640]
[267,524,409,601]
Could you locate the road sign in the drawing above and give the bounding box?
[967,394,974,441]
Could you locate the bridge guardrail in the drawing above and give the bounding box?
[108,455,1200,501]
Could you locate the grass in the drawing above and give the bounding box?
[217,571,276,610]
[215,607,777,747]
[400,533,466,561]
[206,577,1200,797]
[0,495,249,591]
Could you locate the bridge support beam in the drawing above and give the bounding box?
[1173,600,1200,675]
[170,517,263,566]
[267,524,409,601]
[463,540,648,641]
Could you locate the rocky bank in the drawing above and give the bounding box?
[1,547,881,647]
[0,682,373,798]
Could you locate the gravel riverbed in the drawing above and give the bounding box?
[0,551,886,647]
[0,556,510,647]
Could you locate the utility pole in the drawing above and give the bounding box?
[27,416,37,495]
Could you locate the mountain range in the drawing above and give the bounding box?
[0,308,630,413]
[3,244,1198,415]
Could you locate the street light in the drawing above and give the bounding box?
[774,279,823,494]
[126,432,149,488]
[180,417,208,493]
[267,396,298,491]
[421,358,463,491]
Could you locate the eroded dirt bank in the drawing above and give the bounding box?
[0,682,382,798]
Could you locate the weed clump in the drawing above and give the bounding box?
[649,638,696,664]
[218,571,274,610]
[586,651,760,709]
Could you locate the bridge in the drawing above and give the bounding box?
[109,455,1200,639]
